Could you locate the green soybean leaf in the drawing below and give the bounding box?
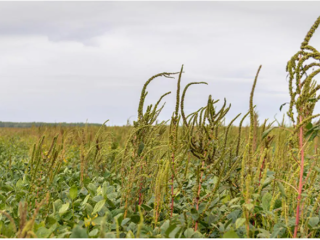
[105,232,116,238]
[257,228,271,238]
[121,218,131,226]
[165,224,177,237]
[191,231,203,238]
[92,199,106,214]
[70,226,88,238]
[168,226,181,238]
[223,230,239,238]
[126,230,135,238]
[270,225,284,238]
[190,208,199,221]
[184,228,194,238]
[141,204,152,211]
[59,203,69,216]
[69,186,78,200]
[82,195,90,206]
[235,218,246,229]
[130,215,140,224]
[309,217,319,228]
[89,228,99,237]
[243,203,254,212]
[36,227,51,238]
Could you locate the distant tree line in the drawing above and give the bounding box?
[0,121,102,128]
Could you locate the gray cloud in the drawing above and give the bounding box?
[0,2,319,125]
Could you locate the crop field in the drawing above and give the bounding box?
[1,17,320,239]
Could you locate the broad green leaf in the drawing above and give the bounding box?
[160,220,170,234]
[274,199,282,209]
[228,197,240,206]
[227,210,241,223]
[262,192,272,211]
[111,209,124,217]
[165,224,177,237]
[59,203,69,216]
[92,199,106,214]
[222,195,230,204]
[106,199,116,209]
[223,230,239,238]
[105,232,115,238]
[121,218,131,226]
[267,170,275,177]
[130,215,140,224]
[85,203,93,215]
[169,226,181,238]
[87,183,97,195]
[235,218,246,229]
[305,129,319,142]
[184,228,194,238]
[141,204,152,211]
[16,179,24,189]
[191,231,203,238]
[89,228,99,237]
[106,186,115,194]
[36,227,51,238]
[126,230,135,238]
[102,182,108,197]
[309,217,319,228]
[115,213,124,226]
[70,226,88,238]
[92,217,105,226]
[92,195,104,202]
[62,211,73,221]
[243,203,254,211]
[262,177,273,189]
[190,208,199,221]
[69,186,78,200]
[270,226,283,238]
[271,223,286,238]
[82,195,90,206]
[49,223,58,233]
[257,228,271,238]
[53,199,62,213]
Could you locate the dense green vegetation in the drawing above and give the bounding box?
[0,16,320,238]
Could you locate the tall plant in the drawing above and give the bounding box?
[286,16,320,238]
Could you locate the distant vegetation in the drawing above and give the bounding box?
[0,121,102,128]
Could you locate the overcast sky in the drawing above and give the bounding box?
[0,2,320,125]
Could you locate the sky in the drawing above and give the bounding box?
[0,2,320,126]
